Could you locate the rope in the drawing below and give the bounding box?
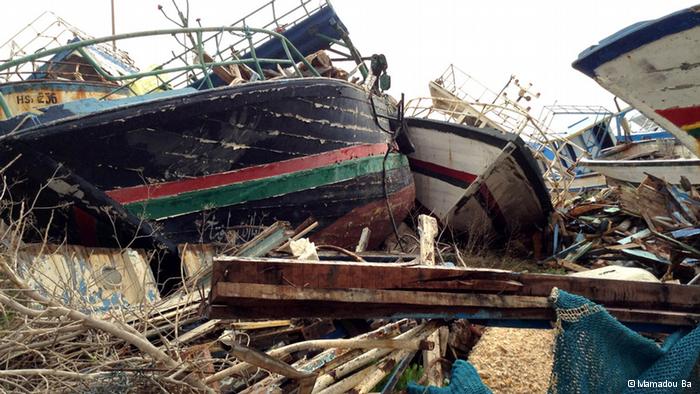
[369,91,406,252]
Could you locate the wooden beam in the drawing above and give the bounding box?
[211,257,700,312]
[355,227,371,253]
[418,215,438,265]
[208,257,700,329]
[211,282,549,309]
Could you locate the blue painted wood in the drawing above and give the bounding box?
[0,87,197,129]
[189,5,345,89]
[671,227,700,239]
[573,7,700,77]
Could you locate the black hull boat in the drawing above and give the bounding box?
[2,78,414,251]
[0,3,414,264]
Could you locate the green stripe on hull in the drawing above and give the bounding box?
[685,126,700,138]
[124,153,408,220]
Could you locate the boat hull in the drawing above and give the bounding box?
[581,158,700,186]
[580,139,700,185]
[1,78,414,250]
[573,6,700,156]
[405,118,551,241]
[0,80,129,120]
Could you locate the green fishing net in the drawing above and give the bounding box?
[407,289,699,394]
[548,288,699,394]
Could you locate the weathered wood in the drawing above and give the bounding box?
[311,322,433,392]
[237,221,293,257]
[354,350,411,393]
[210,302,557,321]
[418,215,438,265]
[211,282,549,309]
[209,257,700,328]
[17,244,159,314]
[171,319,220,346]
[417,214,442,386]
[211,257,700,312]
[228,343,317,394]
[424,330,443,386]
[355,227,371,253]
[230,320,291,330]
[178,243,215,279]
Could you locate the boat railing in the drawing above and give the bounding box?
[0,11,137,84]
[210,0,322,51]
[433,64,540,131]
[1,58,124,83]
[147,0,341,93]
[406,96,592,204]
[0,26,324,116]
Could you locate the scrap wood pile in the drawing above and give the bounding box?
[0,215,480,393]
[547,174,700,283]
[1,196,698,393]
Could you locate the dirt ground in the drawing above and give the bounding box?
[469,327,556,393]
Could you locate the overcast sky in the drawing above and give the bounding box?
[1,0,697,125]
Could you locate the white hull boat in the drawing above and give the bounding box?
[573,5,700,157]
[405,118,552,240]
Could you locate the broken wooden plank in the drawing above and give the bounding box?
[211,257,700,312]
[230,320,291,330]
[617,229,652,245]
[355,227,371,253]
[237,221,293,257]
[418,215,438,265]
[17,244,159,314]
[228,342,318,394]
[417,214,443,386]
[211,282,549,309]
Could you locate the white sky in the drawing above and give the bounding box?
[1,0,698,123]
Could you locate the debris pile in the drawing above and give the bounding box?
[0,215,482,393]
[1,195,698,393]
[547,174,700,284]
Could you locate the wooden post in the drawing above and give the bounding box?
[355,227,371,253]
[417,214,443,386]
[418,215,438,265]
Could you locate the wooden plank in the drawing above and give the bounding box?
[17,244,159,313]
[355,227,371,253]
[178,243,215,279]
[237,221,292,257]
[209,301,556,321]
[418,215,438,265]
[231,320,292,330]
[211,282,549,309]
[209,300,698,328]
[211,257,700,312]
[417,214,442,386]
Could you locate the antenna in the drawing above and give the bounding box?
[111,0,116,50]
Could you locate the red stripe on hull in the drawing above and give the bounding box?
[311,184,416,249]
[107,143,389,204]
[408,158,478,184]
[656,106,700,127]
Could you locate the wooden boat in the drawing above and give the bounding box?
[0,12,137,120]
[405,118,551,241]
[581,139,700,185]
[0,3,414,254]
[572,5,700,156]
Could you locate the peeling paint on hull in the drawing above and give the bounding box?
[405,118,551,241]
[0,78,414,249]
[573,5,700,156]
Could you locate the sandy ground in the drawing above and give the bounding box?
[468,327,555,393]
